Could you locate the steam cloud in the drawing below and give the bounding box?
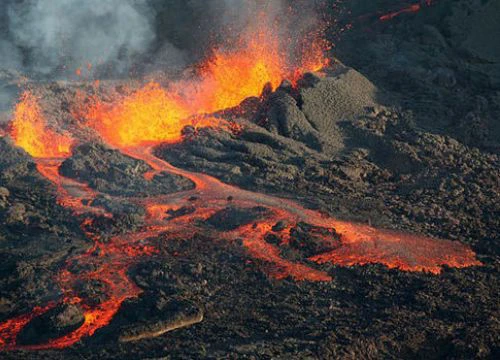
[3,0,155,76]
[0,0,157,112]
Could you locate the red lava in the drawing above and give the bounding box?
[380,1,435,21]
[0,128,481,352]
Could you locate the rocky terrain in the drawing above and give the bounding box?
[0,1,499,359]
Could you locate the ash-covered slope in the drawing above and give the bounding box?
[335,0,500,152]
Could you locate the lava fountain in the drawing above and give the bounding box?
[85,25,329,148]
[9,91,73,159]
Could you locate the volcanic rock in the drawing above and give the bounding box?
[157,120,326,193]
[5,203,26,224]
[165,206,196,220]
[0,138,38,184]
[131,261,178,294]
[288,222,341,258]
[74,280,109,307]
[118,296,203,343]
[335,0,500,151]
[91,195,145,218]
[447,0,500,87]
[205,206,270,231]
[264,88,325,151]
[60,142,194,197]
[0,187,10,204]
[272,220,288,232]
[157,66,380,196]
[17,304,85,345]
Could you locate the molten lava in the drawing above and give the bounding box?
[380,0,434,21]
[187,29,285,113]
[0,14,480,352]
[9,91,73,158]
[86,26,329,148]
[86,83,191,147]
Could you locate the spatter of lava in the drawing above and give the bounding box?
[85,25,329,148]
[8,91,73,158]
[0,15,479,351]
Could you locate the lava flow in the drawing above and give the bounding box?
[1,91,158,350]
[380,0,435,21]
[0,18,480,351]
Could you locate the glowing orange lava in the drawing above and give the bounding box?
[86,83,191,147]
[185,29,285,113]
[86,26,329,148]
[9,91,73,158]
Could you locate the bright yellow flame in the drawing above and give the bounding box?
[10,91,73,158]
[87,83,191,147]
[86,26,330,148]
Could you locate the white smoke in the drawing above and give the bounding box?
[0,0,324,109]
[6,0,156,76]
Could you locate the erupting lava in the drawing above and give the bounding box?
[0,16,480,351]
[9,91,73,158]
[86,83,191,147]
[86,26,329,148]
[189,28,285,113]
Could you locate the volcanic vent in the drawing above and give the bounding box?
[0,1,498,358]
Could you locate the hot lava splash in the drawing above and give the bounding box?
[85,25,329,148]
[9,91,73,159]
[0,20,479,351]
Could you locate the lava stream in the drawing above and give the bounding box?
[380,0,435,21]
[126,146,480,277]
[0,141,481,350]
[0,130,481,351]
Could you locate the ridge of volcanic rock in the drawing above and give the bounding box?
[60,142,195,197]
